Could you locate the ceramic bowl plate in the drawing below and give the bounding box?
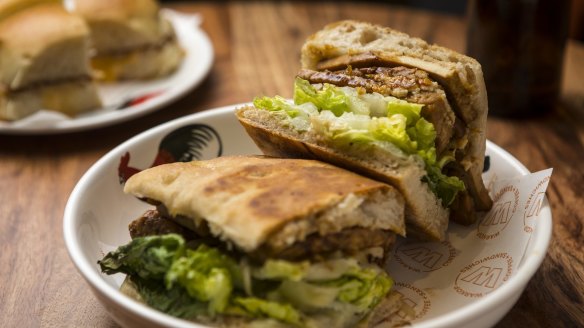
[64,104,552,328]
[0,10,213,135]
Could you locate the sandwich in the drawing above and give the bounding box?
[99,155,411,327]
[0,2,102,121]
[0,0,60,21]
[71,0,183,81]
[236,20,494,241]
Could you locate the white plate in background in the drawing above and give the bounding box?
[0,10,214,135]
[64,104,552,328]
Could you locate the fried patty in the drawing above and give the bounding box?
[253,226,395,262]
[128,209,395,263]
[128,209,197,240]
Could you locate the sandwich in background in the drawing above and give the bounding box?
[99,155,411,327]
[237,20,493,241]
[0,2,102,121]
[0,0,60,20]
[71,0,184,81]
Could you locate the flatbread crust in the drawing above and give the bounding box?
[124,155,405,251]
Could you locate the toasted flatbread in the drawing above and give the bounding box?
[124,155,405,251]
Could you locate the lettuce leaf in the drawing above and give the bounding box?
[273,280,340,311]
[408,116,436,151]
[166,245,242,314]
[232,297,303,326]
[369,115,417,153]
[423,165,466,207]
[254,95,300,118]
[98,234,185,280]
[387,101,423,126]
[265,264,392,314]
[252,260,309,282]
[316,268,392,312]
[129,276,208,319]
[294,78,352,116]
[304,258,361,281]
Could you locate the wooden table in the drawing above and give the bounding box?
[1,2,582,327]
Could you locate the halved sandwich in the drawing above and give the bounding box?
[237,20,493,241]
[71,0,183,81]
[0,3,101,120]
[99,155,411,327]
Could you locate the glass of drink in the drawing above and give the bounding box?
[466,0,571,118]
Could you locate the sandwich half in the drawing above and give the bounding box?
[71,0,183,81]
[0,3,101,121]
[237,20,493,241]
[99,155,410,327]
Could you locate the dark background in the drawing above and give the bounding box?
[162,0,583,40]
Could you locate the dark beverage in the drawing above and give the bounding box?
[467,0,571,118]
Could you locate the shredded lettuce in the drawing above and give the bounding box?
[344,270,393,311]
[387,101,424,125]
[408,116,436,151]
[315,268,392,312]
[304,258,361,281]
[254,96,300,118]
[272,280,340,311]
[252,95,318,132]
[129,276,208,319]
[166,245,241,314]
[232,297,303,326]
[252,260,309,282]
[294,78,353,116]
[369,115,417,153]
[252,78,466,206]
[99,235,395,327]
[424,165,466,207]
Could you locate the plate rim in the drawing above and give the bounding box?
[0,10,214,135]
[63,104,552,328]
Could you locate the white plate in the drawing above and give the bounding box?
[64,104,552,328]
[0,10,213,135]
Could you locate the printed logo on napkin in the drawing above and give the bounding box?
[393,282,432,319]
[523,175,551,233]
[477,185,519,240]
[388,168,552,322]
[394,240,457,273]
[453,252,513,298]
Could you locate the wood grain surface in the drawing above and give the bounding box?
[0,1,582,327]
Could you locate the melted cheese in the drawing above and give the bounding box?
[90,53,137,82]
